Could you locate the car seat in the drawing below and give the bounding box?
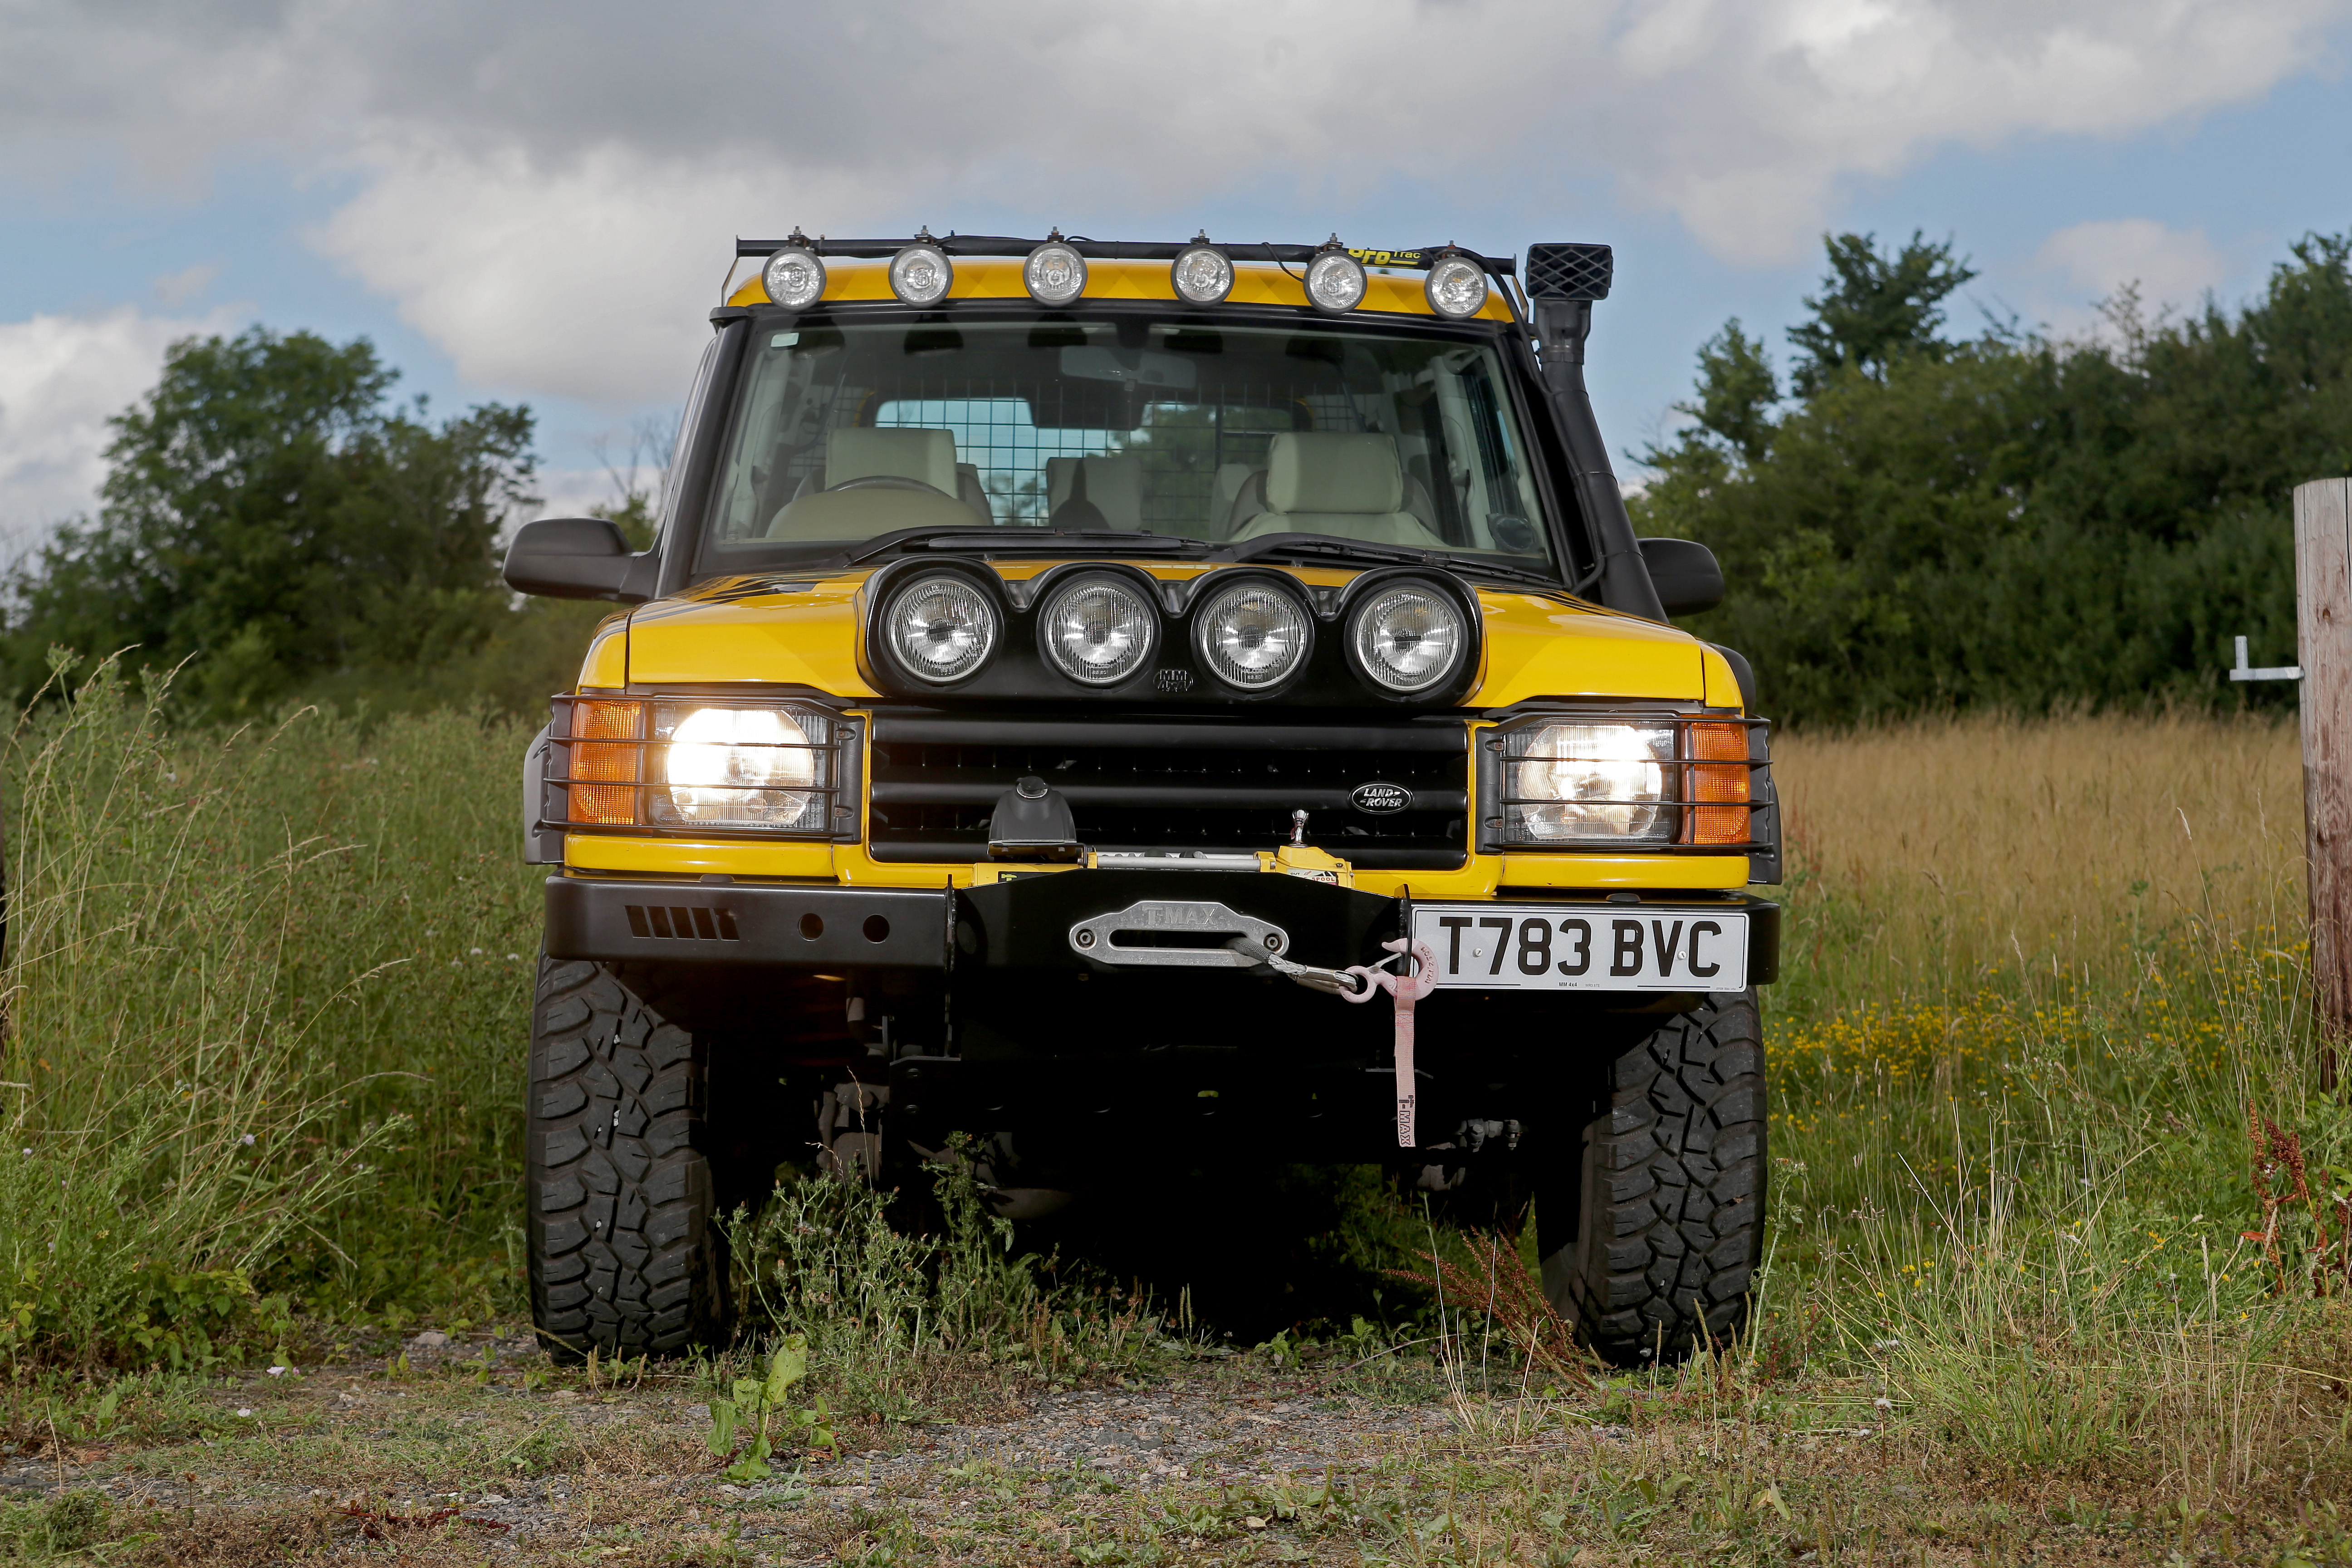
[1229,432,1449,549]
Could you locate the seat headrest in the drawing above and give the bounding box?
[826,428,958,495]
[1265,432,1404,515]
[1076,454,1143,528]
[1046,453,1146,529]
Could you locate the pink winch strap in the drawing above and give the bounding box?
[1340,937,1437,1147]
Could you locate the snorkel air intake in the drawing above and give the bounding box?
[1526,244,1666,623]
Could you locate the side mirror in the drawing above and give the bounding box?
[1637,537,1725,618]
[503,518,652,602]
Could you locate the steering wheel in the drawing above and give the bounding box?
[825,475,954,498]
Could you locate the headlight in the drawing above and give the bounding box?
[1039,577,1156,686]
[1171,238,1234,305]
[762,244,827,309]
[1024,239,1088,306]
[882,574,996,683]
[1350,583,1465,693]
[1504,723,1673,842]
[654,706,822,828]
[889,240,954,305]
[1423,252,1488,318]
[1305,242,1367,313]
[1195,582,1309,689]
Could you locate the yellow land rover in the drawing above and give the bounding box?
[502,230,1779,1366]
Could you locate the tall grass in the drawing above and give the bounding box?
[722,1148,1175,1418]
[0,663,542,1368]
[7,683,2347,1512]
[1762,710,2349,1501]
[1771,708,2306,1006]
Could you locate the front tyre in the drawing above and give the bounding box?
[1539,990,1765,1366]
[527,956,727,1359]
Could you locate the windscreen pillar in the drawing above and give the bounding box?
[1526,245,1666,623]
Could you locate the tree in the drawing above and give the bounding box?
[5,328,538,718]
[1640,320,1779,477]
[1632,231,2352,724]
[1785,231,1977,395]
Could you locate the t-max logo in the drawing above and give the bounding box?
[1351,781,1410,814]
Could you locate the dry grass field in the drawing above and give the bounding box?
[4,694,2350,1564]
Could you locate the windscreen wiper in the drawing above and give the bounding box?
[931,530,1210,555]
[837,526,1208,566]
[1216,532,1565,589]
[1429,554,1569,590]
[837,525,1011,566]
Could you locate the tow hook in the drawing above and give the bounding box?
[1229,934,1438,1149]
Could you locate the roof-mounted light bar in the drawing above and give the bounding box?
[1171,234,1234,305]
[761,227,826,308]
[889,230,953,305]
[1303,236,1367,314]
[732,234,1519,278]
[1423,247,1491,318]
[1024,232,1088,307]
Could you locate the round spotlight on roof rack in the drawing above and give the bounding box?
[761,243,827,309]
[1304,239,1367,314]
[1423,250,1489,319]
[1024,238,1088,307]
[889,240,954,306]
[1171,237,1234,305]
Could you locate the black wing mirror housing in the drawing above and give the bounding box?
[1637,537,1726,618]
[503,518,657,602]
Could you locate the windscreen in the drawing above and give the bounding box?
[697,318,1559,572]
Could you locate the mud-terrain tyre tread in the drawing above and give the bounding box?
[1542,991,1764,1367]
[527,956,726,1360]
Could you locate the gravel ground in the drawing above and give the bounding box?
[0,1329,1494,1564]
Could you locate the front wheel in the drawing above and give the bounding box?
[527,956,728,1359]
[1539,990,1766,1366]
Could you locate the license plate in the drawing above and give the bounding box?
[1409,904,1748,991]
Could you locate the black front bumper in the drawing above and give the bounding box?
[543,872,1780,986]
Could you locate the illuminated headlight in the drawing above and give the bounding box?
[1024,240,1088,306]
[1040,576,1156,686]
[1504,723,1674,843]
[889,241,954,305]
[1350,583,1465,693]
[1195,582,1309,689]
[1171,239,1234,305]
[1423,252,1488,318]
[762,245,827,309]
[651,705,824,829]
[1305,243,1367,313]
[882,574,996,683]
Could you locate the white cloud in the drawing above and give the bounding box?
[152,263,219,308]
[2033,217,2237,312]
[0,305,241,555]
[308,141,876,404]
[0,0,2345,411]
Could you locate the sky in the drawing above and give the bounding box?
[2,0,2348,554]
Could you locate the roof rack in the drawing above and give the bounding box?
[732,235,1518,278]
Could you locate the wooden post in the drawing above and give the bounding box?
[2295,478,2352,1092]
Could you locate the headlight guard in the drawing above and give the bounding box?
[541,695,859,841]
[1476,710,1770,855]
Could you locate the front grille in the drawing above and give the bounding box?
[867,710,1469,868]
